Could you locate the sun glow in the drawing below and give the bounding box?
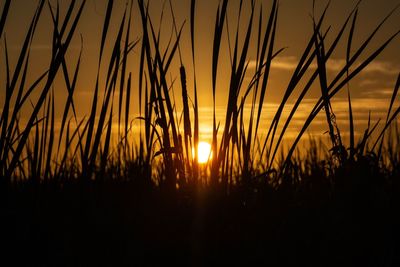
[195,141,213,164]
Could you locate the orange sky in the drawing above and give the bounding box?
[1,0,399,144]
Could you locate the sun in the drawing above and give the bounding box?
[194,141,213,164]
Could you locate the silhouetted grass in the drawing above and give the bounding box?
[1,0,400,265]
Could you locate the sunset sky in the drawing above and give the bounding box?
[2,0,399,143]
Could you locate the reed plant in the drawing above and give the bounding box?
[0,0,399,193]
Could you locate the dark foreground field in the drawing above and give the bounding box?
[2,166,400,266]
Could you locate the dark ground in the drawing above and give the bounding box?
[1,171,400,266]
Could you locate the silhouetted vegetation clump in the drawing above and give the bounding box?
[1,0,400,265]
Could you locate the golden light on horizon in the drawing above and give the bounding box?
[195,141,213,164]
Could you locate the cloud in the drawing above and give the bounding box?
[363,61,399,75]
[358,78,380,87]
[271,56,299,70]
[249,56,399,76]
[247,56,298,70]
[360,88,395,98]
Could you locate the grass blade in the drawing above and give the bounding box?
[0,0,11,38]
